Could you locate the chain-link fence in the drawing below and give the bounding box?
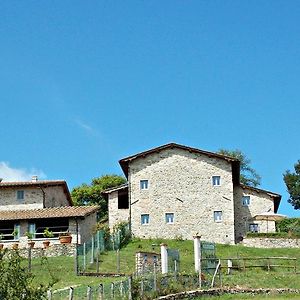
[77,225,131,275]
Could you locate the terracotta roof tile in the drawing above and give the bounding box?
[0,206,99,221]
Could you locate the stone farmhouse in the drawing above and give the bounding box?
[0,177,98,249]
[103,143,281,244]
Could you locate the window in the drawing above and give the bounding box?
[214,211,222,222]
[242,196,250,206]
[249,223,259,233]
[118,191,129,209]
[28,223,36,238]
[212,176,221,186]
[140,180,149,190]
[17,190,24,201]
[141,214,149,225]
[165,213,174,224]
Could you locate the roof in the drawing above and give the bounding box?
[119,143,240,184]
[101,183,128,194]
[0,206,99,221]
[0,180,72,205]
[240,184,282,213]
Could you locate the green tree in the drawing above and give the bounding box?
[0,250,51,299]
[71,174,126,219]
[283,160,300,210]
[217,149,261,187]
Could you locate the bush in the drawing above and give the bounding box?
[0,250,53,299]
[276,218,300,236]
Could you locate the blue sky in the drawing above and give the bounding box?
[0,1,299,217]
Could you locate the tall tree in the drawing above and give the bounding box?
[71,174,126,219]
[283,160,300,210]
[217,149,261,187]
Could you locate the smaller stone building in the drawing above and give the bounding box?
[0,177,99,249]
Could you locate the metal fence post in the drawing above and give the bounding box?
[153,263,157,293]
[90,236,94,264]
[83,242,86,271]
[111,282,115,299]
[128,276,133,300]
[87,286,92,300]
[47,290,52,300]
[98,283,104,300]
[69,287,74,300]
[117,249,120,273]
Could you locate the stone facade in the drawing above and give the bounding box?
[234,186,276,242]
[129,148,236,244]
[107,143,281,245]
[0,184,69,211]
[0,187,44,211]
[108,190,129,230]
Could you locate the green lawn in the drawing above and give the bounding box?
[191,294,300,299]
[26,238,300,294]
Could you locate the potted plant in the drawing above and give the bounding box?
[59,231,72,244]
[43,228,54,248]
[26,232,35,248]
[12,229,19,249]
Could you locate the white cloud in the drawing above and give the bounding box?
[0,162,46,182]
[75,119,94,133]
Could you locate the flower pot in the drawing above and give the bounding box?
[0,244,4,250]
[59,235,72,244]
[28,241,35,249]
[43,240,50,248]
[12,243,19,250]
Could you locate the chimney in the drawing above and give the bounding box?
[31,175,38,182]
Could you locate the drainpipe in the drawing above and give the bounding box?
[39,186,46,207]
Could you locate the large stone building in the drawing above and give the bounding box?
[103,143,281,244]
[0,177,98,248]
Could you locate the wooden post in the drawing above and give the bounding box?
[227,259,232,275]
[87,286,92,300]
[96,253,100,273]
[69,287,74,300]
[28,247,32,272]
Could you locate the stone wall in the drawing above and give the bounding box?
[108,190,129,230]
[15,243,76,258]
[128,148,236,244]
[234,186,276,242]
[135,251,161,275]
[44,185,70,207]
[242,237,300,248]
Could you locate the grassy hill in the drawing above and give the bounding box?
[29,238,300,292]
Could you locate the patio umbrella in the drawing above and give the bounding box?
[253,211,286,233]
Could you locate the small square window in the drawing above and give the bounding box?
[212,176,221,186]
[214,211,222,222]
[249,223,259,233]
[141,214,149,225]
[165,213,174,224]
[17,190,24,201]
[140,180,149,190]
[242,196,250,206]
